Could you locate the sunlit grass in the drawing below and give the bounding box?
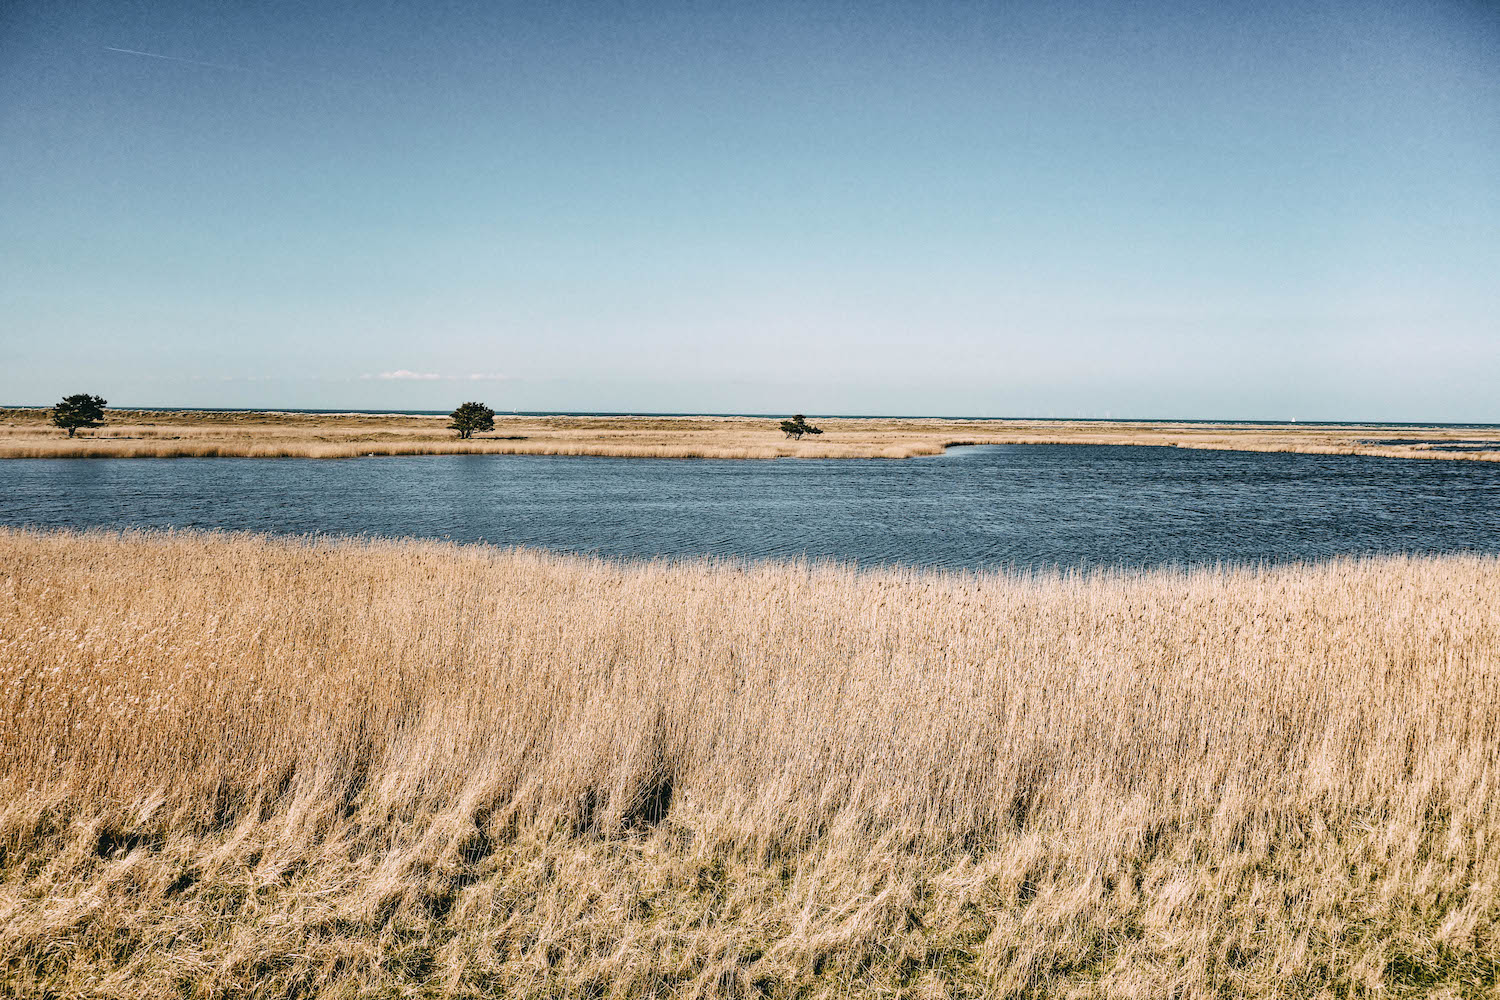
[2,529,1499,996]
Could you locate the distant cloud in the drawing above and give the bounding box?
[362,370,507,382]
[365,370,442,381]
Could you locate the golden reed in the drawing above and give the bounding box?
[2,529,1498,996]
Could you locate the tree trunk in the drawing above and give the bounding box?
[67,427,76,438]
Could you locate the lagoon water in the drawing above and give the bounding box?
[3,445,1498,570]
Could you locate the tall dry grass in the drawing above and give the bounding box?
[2,529,1499,997]
[2,408,1498,461]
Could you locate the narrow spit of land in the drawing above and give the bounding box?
[2,529,1499,998]
[2,407,1497,460]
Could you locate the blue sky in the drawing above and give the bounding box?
[2,0,1497,418]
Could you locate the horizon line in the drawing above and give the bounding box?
[3,403,1498,428]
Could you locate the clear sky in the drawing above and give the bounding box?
[3,0,1497,419]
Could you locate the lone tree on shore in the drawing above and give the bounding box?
[779,414,823,440]
[50,394,107,438]
[448,401,495,439]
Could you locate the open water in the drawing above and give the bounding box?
[2,445,1498,570]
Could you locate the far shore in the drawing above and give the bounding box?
[2,407,1498,462]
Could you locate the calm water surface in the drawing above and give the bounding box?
[3,445,1498,570]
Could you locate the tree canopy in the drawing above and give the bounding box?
[779,414,823,440]
[51,394,107,438]
[448,401,496,439]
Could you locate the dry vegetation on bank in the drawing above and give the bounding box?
[3,530,1499,997]
[2,407,1498,462]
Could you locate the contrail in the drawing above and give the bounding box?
[103,46,251,73]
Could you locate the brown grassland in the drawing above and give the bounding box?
[3,529,1499,997]
[2,407,1498,461]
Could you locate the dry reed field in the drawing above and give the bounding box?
[3,530,1499,997]
[2,407,1498,462]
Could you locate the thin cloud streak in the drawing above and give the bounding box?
[103,46,252,73]
[363,371,507,382]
